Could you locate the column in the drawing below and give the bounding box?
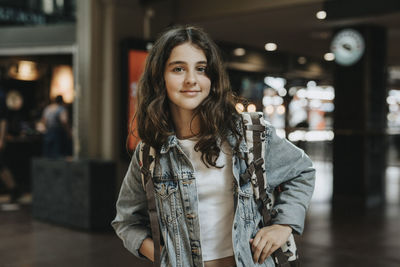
[333,26,388,208]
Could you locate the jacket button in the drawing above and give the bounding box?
[186,214,196,219]
[234,223,237,229]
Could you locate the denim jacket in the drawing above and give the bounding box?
[112,122,315,267]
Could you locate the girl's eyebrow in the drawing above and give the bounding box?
[167,60,207,66]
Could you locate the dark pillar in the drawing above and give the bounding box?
[333,26,388,208]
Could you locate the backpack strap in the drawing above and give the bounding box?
[241,112,272,222]
[139,143,161,267]
[240,112,292,267]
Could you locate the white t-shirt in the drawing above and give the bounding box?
[178,138,235,261]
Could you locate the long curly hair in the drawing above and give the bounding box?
[136,25,242,167]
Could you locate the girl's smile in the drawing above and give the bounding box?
[164,42,211,117]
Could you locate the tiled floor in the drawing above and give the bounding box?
[1,161,399,267]
[299,202,400,267]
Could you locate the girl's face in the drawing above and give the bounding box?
[164,42,211,117]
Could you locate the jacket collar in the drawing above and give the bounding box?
[159,129,248,154]
[160,135,179,154]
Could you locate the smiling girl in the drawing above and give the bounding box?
[112,25,315,267]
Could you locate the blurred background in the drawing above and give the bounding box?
[0,0,399,266]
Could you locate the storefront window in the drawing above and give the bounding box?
[287,82,335,143]
[263,76,286,132]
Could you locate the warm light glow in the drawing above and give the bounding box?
[233,48,246,56]
[324,52,335,61]
[297,56,307,65]
[316,10,327,20]
[50,65,74,104]
[265,43,277,51]
[265,105,274,115]
[8,60,40,81]
[6,90,23,111]
[277,105,286,115]
[235,103,245,113]
[247,104,257,112]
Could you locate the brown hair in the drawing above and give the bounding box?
[135,25,242,167]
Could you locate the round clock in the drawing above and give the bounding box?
[330,29,365,66]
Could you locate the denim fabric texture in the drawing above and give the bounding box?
[112,121,315,267]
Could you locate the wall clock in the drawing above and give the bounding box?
[330,29,365,66]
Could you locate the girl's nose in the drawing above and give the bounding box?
[185,70,197,85]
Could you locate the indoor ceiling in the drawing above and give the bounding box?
[175,0,400,67]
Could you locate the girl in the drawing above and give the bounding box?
[112,25,315,267]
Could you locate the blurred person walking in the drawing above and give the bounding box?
[41,95,71,158]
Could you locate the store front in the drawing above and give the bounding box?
[0,55,74,193]
[0,1,78,198]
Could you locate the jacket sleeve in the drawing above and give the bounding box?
[111,143,152,258]
[264,124,315,235]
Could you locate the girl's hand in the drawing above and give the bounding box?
[139,238,163,262]
[249,224,292,264]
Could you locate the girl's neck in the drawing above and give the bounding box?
[170,109,200,139]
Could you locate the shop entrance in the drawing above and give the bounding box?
[0,54,74,195]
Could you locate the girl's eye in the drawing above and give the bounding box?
[197,66,207,72]
[173,67,184,72]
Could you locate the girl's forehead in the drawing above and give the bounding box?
[167,43,207,61]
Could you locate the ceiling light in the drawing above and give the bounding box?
[324,52,335,61]
[316,10,327,20]
[233,48,246,56]
[264,43,277,51]
[8,60,40,81]
[297,56,307,65]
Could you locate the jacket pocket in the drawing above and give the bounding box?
[238,179,256,220]
[238,188,254,222]
[154,180,183,224]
